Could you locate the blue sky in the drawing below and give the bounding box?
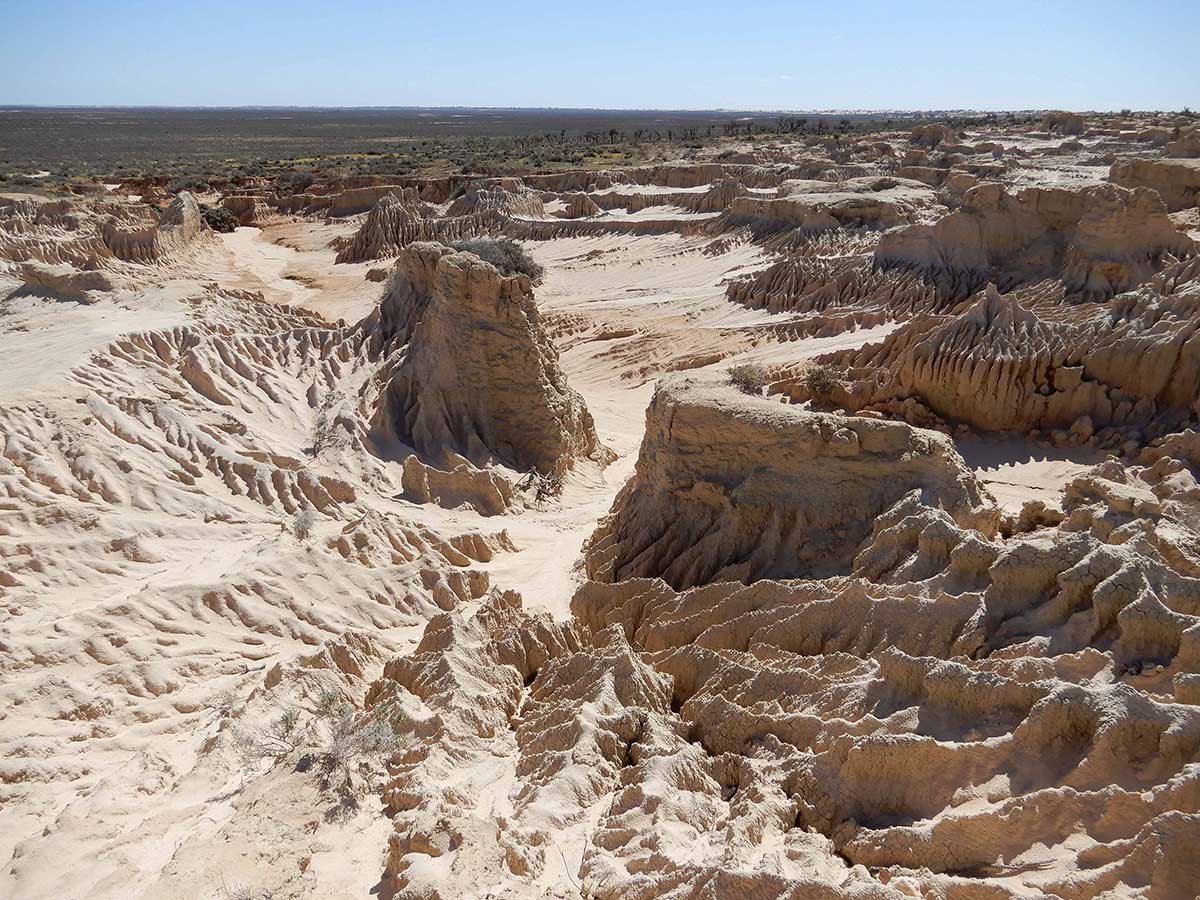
[2,0,1196,110]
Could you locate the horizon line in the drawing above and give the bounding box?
[1,104,1171,115]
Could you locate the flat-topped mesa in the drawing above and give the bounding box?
[365,242,603,477]
[583,375,998,589]
[1042,110,1086,135]
[1110,157,1200,212]
[910,123,961,148]
[718,175,937,238]
[875,182,1196,300]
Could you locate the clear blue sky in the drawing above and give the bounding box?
[2,0,1196,110]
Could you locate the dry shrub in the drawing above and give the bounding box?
[232,687,403,822]
[291,508,316,541]
[803,363,840,401]
[728,364,768,395]
[452,237,544,284]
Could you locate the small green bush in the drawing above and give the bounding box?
[202,205,239,233]
[274,171,315,195]
[728,364,768,395]
[291,508,316,541]
[803,363,839,400]
[451,237,544,284]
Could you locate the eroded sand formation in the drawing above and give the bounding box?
[367,242,604,481]
[3,110,1200,900]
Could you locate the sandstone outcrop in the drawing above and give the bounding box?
[400,455,517,516]
[220,194,267,225]
[726,251,942,324]
[683,178,748,212]
[8,126,1200,900]
[16,261,114,298]
[366,243,603,476]
[446,184,544,219]
[1042,110,1086,135]
[1166,125,1200,158]
[721,176,935,237]
[100,191,213,263]
[334,192,495,264]
[555,192,602,219]
[584,375,997,588]
[1110,157,1200,211]
[876,182,1195,299]
[815,279,1200,438]
[910,123,959,147]
[0,192,217,300]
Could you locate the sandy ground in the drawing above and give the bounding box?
[956,439,1106,513]
[0,214,1115,899]
[0,281,193,397]
[217,225,382,322]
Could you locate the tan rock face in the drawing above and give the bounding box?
[0,191,216,300]
[1166,125,1200,159]
[1042,110,1086,135]
[584,376,997,588]
[910,123,960,147]
[722,176,936,237]
[220,194,264,225]
[333,190,485,263]
[824,279,1200,436]
[446,184,545,219]
[554,192,602,219]
[1110,157,1200,212]
[400,455,516,516]
[725,251,942,326]
[876,182,1195,300]
[367,242,604,476]
[100,191,214,264]
[683,177,748,212]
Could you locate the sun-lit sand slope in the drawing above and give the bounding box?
[2,113,1200,900]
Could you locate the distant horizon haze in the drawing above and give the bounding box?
[0,105,1187,115]
[3,0,1196,111]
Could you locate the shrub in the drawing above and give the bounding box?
[305,692,402,818]
[451,237,544,284]
[221,880,272,900]
[728,364,768,395]
[274,171,315,195]
[231,707,300,764]
[291,508,316,541]
[202,205,239,233]
[517,470,564,503]
[208,688,240,719]
[231,688,402,820]
[803,363,839,401]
